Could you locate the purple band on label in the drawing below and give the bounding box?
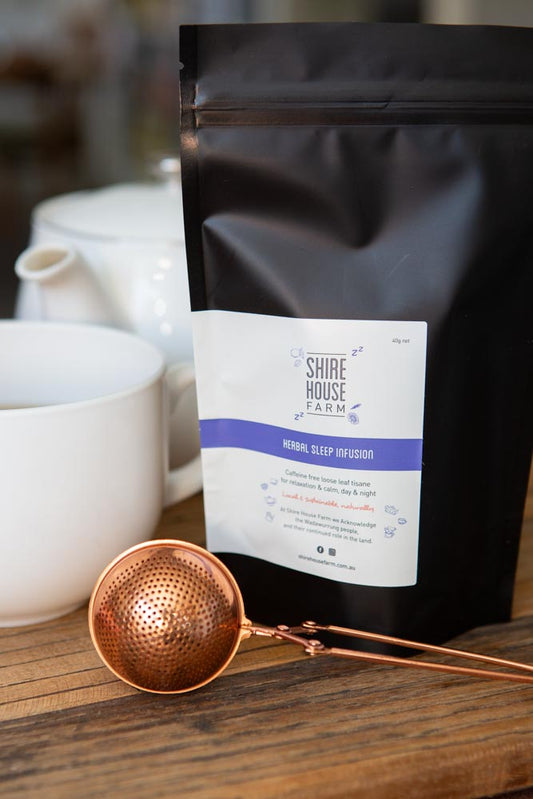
[199,419,422,471]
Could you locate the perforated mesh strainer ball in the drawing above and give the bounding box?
[89,540,245,693]
[89,540,533,694]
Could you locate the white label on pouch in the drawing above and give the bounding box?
[192,311,427,587]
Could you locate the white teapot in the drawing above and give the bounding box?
[15,157,193,363]
[14,156,201,488]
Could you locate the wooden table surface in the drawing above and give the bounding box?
[1,474,533,799]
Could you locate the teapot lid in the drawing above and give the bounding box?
[33,157,185,241]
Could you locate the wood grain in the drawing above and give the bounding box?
[1,472,532,798]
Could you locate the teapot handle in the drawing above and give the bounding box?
[163,363,203,506]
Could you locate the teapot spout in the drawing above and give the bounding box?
[15,244,115,326]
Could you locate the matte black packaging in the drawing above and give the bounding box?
[179,23,533,649]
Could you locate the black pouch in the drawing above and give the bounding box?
[179,22,533,649]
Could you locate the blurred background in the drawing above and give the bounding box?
[1,0,533,318]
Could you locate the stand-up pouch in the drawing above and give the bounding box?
[179,22,533,649]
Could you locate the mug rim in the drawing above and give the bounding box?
[0,320,166,415]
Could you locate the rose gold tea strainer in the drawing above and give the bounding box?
[88,539,533,694]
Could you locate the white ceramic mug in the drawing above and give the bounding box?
[0,321,202,626]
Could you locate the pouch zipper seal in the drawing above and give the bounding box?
[193,101,533,127]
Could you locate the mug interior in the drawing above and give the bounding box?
[0,321,164,409]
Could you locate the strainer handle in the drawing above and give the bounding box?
[298,620,533,675]
[320,644,533,685]
[253,621,533,686]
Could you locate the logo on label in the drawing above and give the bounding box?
[305,351,347,417]
[292,347,349,419]
[291,347,364,423]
